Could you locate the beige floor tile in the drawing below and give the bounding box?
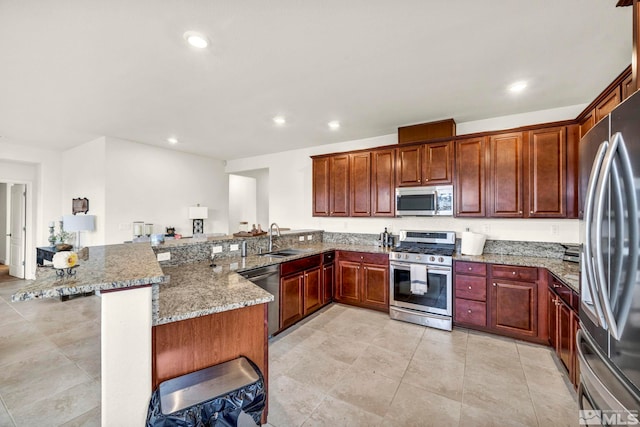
[383,382,461,427]
[10,380,100,427]
[529,388,579,427]
[516,341,559,370]
[321,316,385,344]
[327,370,400,417]
[413,335,467,363]
[0,399,15,427]
[522,362,574,399]
[459,402,538,427]
[369,328,422,358]
[60,405,101,427]
[352,345,411,380]
[47,321,101,348]
[286,352,351,393]
[382,317,426,338]
[0,280,27,300]
[0,300,24,327]
[60,335,101,379]
[300,304,347,331]
[0,321,57,368]
[269,345,307,378]
[403,351,466,401]
[423,325,469,347]
[302,395,383,427]
[267,375,325,427]
[305,335,369,365]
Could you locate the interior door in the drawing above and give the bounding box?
[9,184,26,278]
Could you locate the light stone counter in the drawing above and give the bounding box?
[11,243,166,302]
[454,253,580,292]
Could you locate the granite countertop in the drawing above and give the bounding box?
[11,244,166,302]
[454,253,580,292]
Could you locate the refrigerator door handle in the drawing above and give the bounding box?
[593,134,621,339]
[583,140,609,327]
[610,132,639,336]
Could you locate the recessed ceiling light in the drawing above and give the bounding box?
[509,81,527,93]
[167,137,179,144]
[328,121,340,130]
[273,116,286,125]
[183,31,209,49]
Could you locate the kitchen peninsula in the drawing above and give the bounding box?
[11,242,274,426]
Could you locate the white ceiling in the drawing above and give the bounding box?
[0,1,632,160]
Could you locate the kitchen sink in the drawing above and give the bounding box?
[258,248,312,257]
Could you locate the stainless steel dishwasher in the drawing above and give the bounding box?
[240,264,280,337]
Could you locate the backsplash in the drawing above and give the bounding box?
[323,232,385,246]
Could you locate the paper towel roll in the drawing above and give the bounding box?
[461,232,486,256]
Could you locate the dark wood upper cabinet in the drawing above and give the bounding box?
[423,141,453,185]
[371,148,395,217]
[349,152,371,217]
[455,137,486,217]
[488,132,524,218]
[395,145,422,186]
[578,110,595,140]
[623,72,635,100]
[527,127,566,218]
[312,157,330,216]
[329,155,350,216]
[595,86,621,123]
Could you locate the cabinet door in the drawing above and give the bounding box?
[361,263,389,311]
[335,260,360,305]
[312,157,330,216]
[371,149,395,217]
[622,73,634,100]
[557,300,572,372]
[329,155,350,216]
[322,263,334,305]
[396,145,422,187]
[349,152,371,217]
[595,87,621,123]
[304,267,322,316]
[281,274,304,329]
[488,132,523,217]
[578,110,595,140]
[572,312,580,388]
[527,127,566,217]
[548,291,558,348]
[455,137,486,217]
[455,298,487,327]
[422,141,453,185]
[489,279,538,339]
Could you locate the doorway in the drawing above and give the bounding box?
[228,169,269,234]
[0,182,27,281]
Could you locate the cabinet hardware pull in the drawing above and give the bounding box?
[530,211,534,214]
[512,271,516,275]
[519,211,522,214]
[468,309,472,313]
[468,286,472,289]
[553,284,560,288]
[492,283,497,286]
[468,267,472,271]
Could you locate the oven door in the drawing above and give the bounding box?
[389,261,452,316]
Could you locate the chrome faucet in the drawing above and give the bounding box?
[268,223,281,252]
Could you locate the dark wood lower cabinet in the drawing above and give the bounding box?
[322,262,334,305]
[280,273,304,329]
[335,251,389,312]
[303,267,322,315]
[548,272,580,389]
[489,279,538,339]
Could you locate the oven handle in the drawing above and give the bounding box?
[390,261,412,268]
[426,266,451,272]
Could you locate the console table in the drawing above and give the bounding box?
[36,246,57,266]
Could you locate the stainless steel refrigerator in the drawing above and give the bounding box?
[578,89,640,422]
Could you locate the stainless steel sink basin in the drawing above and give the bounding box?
[258,248,311,257]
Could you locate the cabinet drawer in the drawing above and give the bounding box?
[281,255,322,276]
[455,275,486,301]
[549,273,578,311]
[491,265,538,282]
[455,261,487,276]
[455,299,486,327]
[323,251,335,264]
[338,251,389,265]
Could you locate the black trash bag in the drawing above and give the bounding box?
[146,367,265,427]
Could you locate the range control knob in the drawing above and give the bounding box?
[438,257,444,263]
[429,256,435,262]
[404,254,410,260]
[416,256,421,260]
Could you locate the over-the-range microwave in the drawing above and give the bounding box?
[395,185,454,216]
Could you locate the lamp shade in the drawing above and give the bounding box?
[63,215,96,232]
[188,206,208,219]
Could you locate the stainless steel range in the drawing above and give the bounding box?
[389,230,455,331]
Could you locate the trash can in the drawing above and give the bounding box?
[146,357,265,427]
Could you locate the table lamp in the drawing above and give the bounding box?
[62,215,96,249]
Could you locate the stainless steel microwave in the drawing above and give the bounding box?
[395,185,454,216]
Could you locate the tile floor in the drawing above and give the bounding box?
[0,277,579,427]
[266,304,580,427]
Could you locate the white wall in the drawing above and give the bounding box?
[62,137,107,246]
[229,175,257,233]
[233,168,270,229]
[104,137,229,244]
[0,183,7,263]
[226,106,586,244]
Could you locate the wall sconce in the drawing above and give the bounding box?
[188,204,208,236]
